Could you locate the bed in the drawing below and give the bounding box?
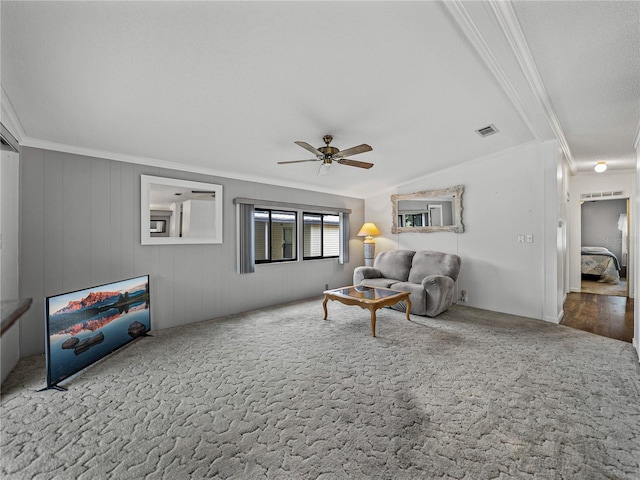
[581,246,621,284]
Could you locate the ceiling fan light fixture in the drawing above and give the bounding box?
[279,135,374,171]
[318,163,331,176]
[594,161,607,173]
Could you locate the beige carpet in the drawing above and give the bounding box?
[2,299,639,479]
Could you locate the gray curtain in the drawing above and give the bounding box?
[339,212,350,265]
[237,203,255,274]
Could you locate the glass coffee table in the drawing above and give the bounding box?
[322,285,412,337]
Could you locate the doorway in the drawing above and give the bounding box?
[561,197,634,343]
[580,198,628,296]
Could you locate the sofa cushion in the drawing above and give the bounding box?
[360,278,398,288]
[360,278,401,289]
[408,251,461,284]
[373,250,415,282]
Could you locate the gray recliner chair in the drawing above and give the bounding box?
[353,250,461,317]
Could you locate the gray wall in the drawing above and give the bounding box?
[581,198,627,263]
[19,148,364,357]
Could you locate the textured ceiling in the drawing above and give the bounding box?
[512,0,640,173]
[1,1,638,197]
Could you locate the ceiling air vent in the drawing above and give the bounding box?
[476,124,498,138]
[581,191,625,200]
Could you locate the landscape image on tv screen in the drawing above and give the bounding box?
[44,275,150,389]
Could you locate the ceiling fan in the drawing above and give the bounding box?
[278,135,373,175]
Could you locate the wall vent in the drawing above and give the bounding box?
[581,191,625,200]
[475,124,498,137]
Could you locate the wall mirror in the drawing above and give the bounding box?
[141,175,223,245]
[391,185,464,233]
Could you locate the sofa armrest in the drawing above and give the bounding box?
[421,275,456,317]
[353,266,382,285]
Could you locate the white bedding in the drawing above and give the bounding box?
[581,247,620,284]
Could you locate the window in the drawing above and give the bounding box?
[303,213,340,259]
[254,209,297,263]
[236,197,350,273]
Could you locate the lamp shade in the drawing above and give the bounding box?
[357,223,381,237]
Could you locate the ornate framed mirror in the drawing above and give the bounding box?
[391,185,464,234]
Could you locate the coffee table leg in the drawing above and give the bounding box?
[405,297,412,320]
[369,307,377,337]
[322,295,329,320]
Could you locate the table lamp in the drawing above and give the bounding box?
[357,222,381,266]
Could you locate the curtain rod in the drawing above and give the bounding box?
[233,197,351,214]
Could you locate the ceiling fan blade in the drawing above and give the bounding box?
[294,141,323,156]
[333,144,372,159]
[336,158,374,169]
[277,159,320,165]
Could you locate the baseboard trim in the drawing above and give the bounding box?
[543,311,563,324]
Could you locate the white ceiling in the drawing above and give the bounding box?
[1,1,638,198]
[512,0,640,172]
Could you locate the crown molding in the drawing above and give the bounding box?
[17,136,362,198]
[443,1,576,174]
[487,0,576,175]
[0,88,359,197]
[442,1,548,145]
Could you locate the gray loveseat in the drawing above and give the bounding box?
[353,250,461,317]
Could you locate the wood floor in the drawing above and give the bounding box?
[562,287,634,343]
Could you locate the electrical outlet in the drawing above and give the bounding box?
[325,284,329,291]
[526,234,534,243]
[460,290,467,302]
[517,234,525,243]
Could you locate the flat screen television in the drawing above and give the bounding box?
[43,275,151,390]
